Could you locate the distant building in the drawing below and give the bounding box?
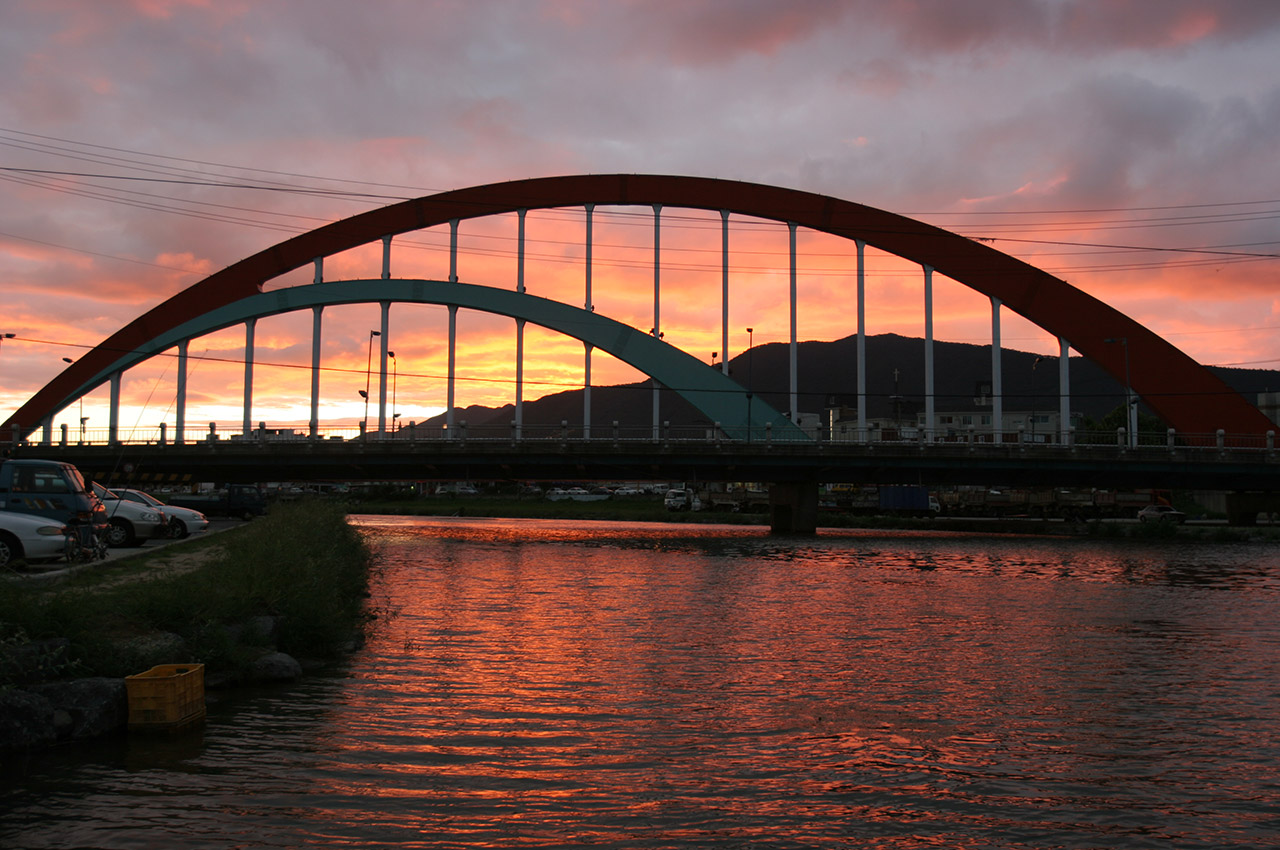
[825,405,1082,443]
[1258,392,1280,426]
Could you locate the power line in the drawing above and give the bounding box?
[0,166,410,201]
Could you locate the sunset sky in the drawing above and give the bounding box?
[2,1,1279,436]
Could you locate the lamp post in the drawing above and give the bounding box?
[361,330,381,433]
[1104,336,1136,448]
[61,356,87,443]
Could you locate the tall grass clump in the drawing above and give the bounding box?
[204,499,374,655]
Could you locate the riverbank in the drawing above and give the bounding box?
[0,501,376,753]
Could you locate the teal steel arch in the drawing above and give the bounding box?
[60,279,802,441]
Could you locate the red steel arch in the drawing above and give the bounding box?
[5,174,1271,438]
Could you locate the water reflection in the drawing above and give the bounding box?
[3,516,1278,848]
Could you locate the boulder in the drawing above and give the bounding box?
[32,678,127,740]
[249,651,302,683]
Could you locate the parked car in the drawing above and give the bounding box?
[0,458,107,556]
[1137,504,1186,524]
[91,482,168,547]
[0,510,72,568]
[109,488,209,538]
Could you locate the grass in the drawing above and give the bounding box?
[0,501,375,685]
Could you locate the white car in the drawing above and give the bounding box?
[110,488,209,539]
[91,482,168,547]
[0,510,71,567]
[1137,504,1186,524]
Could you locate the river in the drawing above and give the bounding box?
[3,516,1279,848]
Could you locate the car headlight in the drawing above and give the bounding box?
[38,526,68,536]
[141,511,161,522]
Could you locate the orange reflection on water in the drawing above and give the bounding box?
[293,516,1280,847]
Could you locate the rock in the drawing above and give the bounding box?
[0,689,57,752]
[249,651,302,683]
[221,615,279,646]
[31,678,127,741]
[116,632,188,669]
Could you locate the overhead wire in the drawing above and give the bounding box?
[4,126,1280,370]
[4,126,1278,284]
[8,333,1268,404]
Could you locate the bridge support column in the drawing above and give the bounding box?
[1058,337,1071,444]
[856,239,867,441]
[242,318,255,438]
[583,341,592,440]
[923,265,935,442]
[652,203,662,441]
[585,203,595,439]
[789,221,798,423]
[721,209,730,376]
[1225,492,1280,526]
[377,301,390,435]
[109,372,121,446]
[991,297,1003,443]
[768,481,819,535]
[447,304,457,438]
[309,306,322,440]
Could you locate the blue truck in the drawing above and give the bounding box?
[823,484,941,517]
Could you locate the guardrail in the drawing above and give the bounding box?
[7,420,1279,454]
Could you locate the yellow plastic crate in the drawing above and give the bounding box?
[126,663,206,730]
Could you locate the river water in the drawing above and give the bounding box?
[3,516,1279,848]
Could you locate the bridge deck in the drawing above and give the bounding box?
[11,436,1278,492]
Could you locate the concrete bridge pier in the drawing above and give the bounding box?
[1224,492,1280,526]
[768,481,819,535]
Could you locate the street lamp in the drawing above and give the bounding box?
[62,356,87,443]
[1104,336,1136,448]
[361,330,381,432]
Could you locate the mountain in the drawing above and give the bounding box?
[409,333,1280,430]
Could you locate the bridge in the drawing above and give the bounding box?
[3,175,1278,530]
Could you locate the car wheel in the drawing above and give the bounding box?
[106,519,135,547]
[169,518,189,539]
[0,533,20,568]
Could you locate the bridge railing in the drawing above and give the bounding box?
[5,421,1277,453]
